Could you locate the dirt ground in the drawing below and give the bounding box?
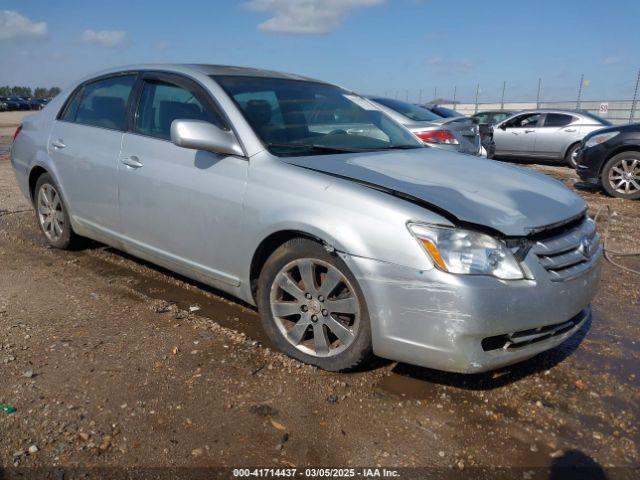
[0,111,638,479]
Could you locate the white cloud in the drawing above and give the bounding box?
[243,0,385,34]
[81,29,128,48]
[603,56,621,65]
[0,10,47,41]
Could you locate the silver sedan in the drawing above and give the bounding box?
[493,109,611,167]
[367,96,482,156]
[10,64,601,373]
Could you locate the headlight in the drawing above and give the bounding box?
[584,131,619,148]
[408,223,524,280]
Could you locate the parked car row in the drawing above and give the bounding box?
[466,107,638,198]
[0,96,50,111]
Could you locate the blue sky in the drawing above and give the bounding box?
[1,0,638,102]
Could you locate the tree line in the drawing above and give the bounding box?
[0,86,61,99]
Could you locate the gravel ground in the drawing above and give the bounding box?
[0,123,638,479]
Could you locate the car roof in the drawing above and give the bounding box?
[79,63,328,84]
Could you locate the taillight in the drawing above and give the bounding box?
[12,124,22,143]
[415,130,459,145]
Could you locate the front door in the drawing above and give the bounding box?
[534,113,579,158]
[493,113,541,156]
[117,72,248,287]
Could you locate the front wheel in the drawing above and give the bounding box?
[601,152,640,200]
[257,238,372,371]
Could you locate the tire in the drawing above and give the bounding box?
[257,238,373,371]
[564,143,581,168]
[601,152,640,200]
[34,173,80,249]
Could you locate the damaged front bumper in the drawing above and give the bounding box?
[341,242,602,374]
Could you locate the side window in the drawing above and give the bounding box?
[134,80,224,140]
[75,75,136,130]
[59,88,83,122]
[506,113,541,128]
[544,113,574,127]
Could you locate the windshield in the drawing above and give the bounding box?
[428,106,464,118]
[369,97,442,122]
[213,76,422,156]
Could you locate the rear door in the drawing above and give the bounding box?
[493,113,541,155]
[117,72,248,286]
[48,73,137,234]
[534,113,579,158]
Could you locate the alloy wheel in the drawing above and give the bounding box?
[37,184,65,242]
[269,258,360,358]
[608,158,640,195]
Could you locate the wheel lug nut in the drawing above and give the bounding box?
[318,295,324,302]
[301,305,308,312]
[305,293,312,299]
[311,315,318,322]
[322,309,328,316]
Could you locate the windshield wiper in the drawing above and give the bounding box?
[266,143,361,153]
[266,143,421,154]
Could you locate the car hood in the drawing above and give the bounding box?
[282,148,586,237]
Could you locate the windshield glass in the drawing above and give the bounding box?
[213,76,422,156]
[369,97,442,122]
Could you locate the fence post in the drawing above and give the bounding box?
[630,69,640,124]
[474,84,480,114]
[576,73,584,110]
[433,87,437,102]
[500,81,506,109]
[452,86,457,109]
[536,78,542,109]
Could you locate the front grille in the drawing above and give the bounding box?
[531,216,601,282]
[481,309,588,351]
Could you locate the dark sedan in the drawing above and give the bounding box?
[7,96,31,111]
[576,123,640,199]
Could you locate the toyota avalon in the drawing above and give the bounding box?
[10,64,602,373]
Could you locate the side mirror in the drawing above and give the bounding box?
[498,123,507,130]
[170,120,243,156]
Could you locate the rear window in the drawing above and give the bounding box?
[370,98,442,122]
[581,112,613,126]
[74,75,137,130]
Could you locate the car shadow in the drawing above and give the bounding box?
[549,449,608,480]
[386,314,591,391]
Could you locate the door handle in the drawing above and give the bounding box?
[524,129,535,133]
[51,139,66,149]
[564,128,577,132]
[120,156,143,169]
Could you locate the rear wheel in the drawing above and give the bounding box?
[34,173,80,249]
[257,238,372,371]
[565,143,581,168]
[601,152,640,200]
